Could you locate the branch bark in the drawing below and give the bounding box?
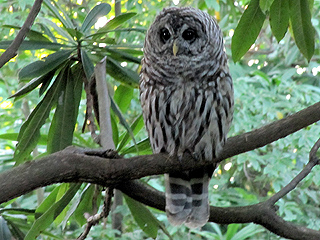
[1,101,320,239]
[0,0,43,68]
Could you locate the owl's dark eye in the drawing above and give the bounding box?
[160,28,171,43]
[182,29,197,42]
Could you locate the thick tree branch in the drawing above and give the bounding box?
[1,101,320,239]
[0,0,43,68]
[1,101,320,203]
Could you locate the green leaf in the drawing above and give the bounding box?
[231,223,264,240]
[38,22,58,43]
[289,0,315,61]
[43,0,73,29]
[113,84,134,112]
[105,48,141,64]
[74,184,97,226]
[0,216,12,240]
[39,17,75,43]
[81,49,94,80]
[111,113,119,146]
[231,0,266,62]
[81,3,111,34]
[25,184,81,240]
[259,0,274,12]
[110,97,136,147]
[14,65,67,165]
[3,218,26,240]
[0,40,64,50]
[10,70,55,99]
[88,27,146,39]
[117,114,144,152]
[36,185,61,218]
[204,0,220,10]
[226,224,240,240]
[47,63,82,153]
[93,12,137,39]
[124,195,167,239]
[19,50,73,80]
[106,57,139,86]
[121,138,152,155]
[270,0,289,42]
[2,25,50,42]
[0,133,48,145]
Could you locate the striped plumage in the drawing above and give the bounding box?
[139,7,233,228]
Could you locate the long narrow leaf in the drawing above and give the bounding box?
[105,48,141,64]
[106,57,139,86]
[81,49,94,80]
[10,70,55,99]
[73,184,97,227]
[0,40,64,50]
[43,0,73,29]
[231,0,265,62]
[0,216,12,240]
[2,25,50,42]
[39,17,75,43]
[93,12,136,39]
[14,65,67,165]
[289,0,315,61]
[25,184,81,240]
[270,0,289,42]
[117,114,144,152]
[259,0,274,12]
[121,138,152,155]
[88,27,146,38]
[113,84,134,112]
[0,133,48,145]
[110,97,136,147]
[19,50,73,80]
[37,22,58,43]
[124,195,171,239]
[47,64,82,153]
[81,3,111,34]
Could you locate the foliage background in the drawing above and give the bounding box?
[0,0,320,239]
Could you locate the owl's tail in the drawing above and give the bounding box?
[165,168,211,228]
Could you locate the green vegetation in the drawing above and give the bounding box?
[0,0,319,239]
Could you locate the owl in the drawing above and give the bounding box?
[139,7,233,228]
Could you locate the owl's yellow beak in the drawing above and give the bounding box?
[173,40,179,56]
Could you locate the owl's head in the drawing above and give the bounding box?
[144,7,223,59]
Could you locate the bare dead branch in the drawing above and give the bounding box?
[0,0,43,68]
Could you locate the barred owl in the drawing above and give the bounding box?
[139,7,233,228]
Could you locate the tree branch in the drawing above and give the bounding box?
[0,0,43,68]
[1,101,320,203]
[1,101,320,239]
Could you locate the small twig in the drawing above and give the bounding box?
[77,187,114,240]
[267,138,320,205]
[0,0,43,68]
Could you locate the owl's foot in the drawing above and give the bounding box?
[84,149,122,159]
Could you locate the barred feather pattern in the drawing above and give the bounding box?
[140,7,234,228]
